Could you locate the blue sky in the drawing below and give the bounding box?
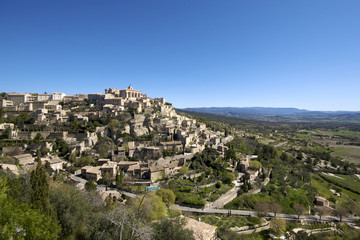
[1,1,360,111]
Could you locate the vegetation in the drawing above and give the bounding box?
[152,217,195,240]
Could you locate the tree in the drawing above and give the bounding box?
[0,176,60,239]
[40,145,49,156]
[156,189,175,207]
[99,206,153,240]
[334,204,348,222]
[347,200,360,218]
[224,128,229,137]
[34,132,44,142]
[50,183,97,239]
[280,152,289,162]
[249,160,262,170]
[30,161,52,216]
[54,138,69,156]
[44,160,54,175]
[74,155,94,167]
[242,181,249,193]
[103,172,113,191]
[131,193,166,221]
[293,203,306,219]
[221,171,235,184]
[255,202,270,217]
[296,151,303,160]
[178,166,188,176]
[152,217,195,240]
[225,148,236,160]
[270,202,282,217]
[85,180,97,192]
[109,119,120,131]
[116,171,124,189]
[270,218,286,236]
[314,207,330,221]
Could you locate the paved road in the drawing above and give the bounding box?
[70,174,87,184]
[173,204,360,223]
[209,185,239,209]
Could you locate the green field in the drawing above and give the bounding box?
[311,174,360,203]
[320,173,360,195]
[334,130,360,137]
[331,147,360,164]
[294,133,311,139]
[311,175,338,201]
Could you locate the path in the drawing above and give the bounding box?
[274,141,288,148]
[173,204,360,223]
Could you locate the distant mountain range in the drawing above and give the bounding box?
[181,107,360,118]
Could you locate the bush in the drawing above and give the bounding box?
[221,171,235,184]
[156,189,175,207]
[209,194,221,202]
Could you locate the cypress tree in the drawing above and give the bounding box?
[30,161,52,216]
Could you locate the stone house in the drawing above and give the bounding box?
[198,122,207,130]
[0,164,19,175]
[139,146,161,160]
[81,166,92,176]
[6,93,31,105]
[51,92,66,101]
[119,85,142,99]
[315,196,330,207]
[126,163,149,179]
[112,147,126,162]
[13,154,34,166]
[0,99,14,107]
[100,161,117,177]
[159,141,183,152]
[149,166,164,182]
[97,159,110,166]
[0,123,14,131]
[41,157,64,172]
[84,166,102,182]
[162,161,180,176]
[117,161,139,171]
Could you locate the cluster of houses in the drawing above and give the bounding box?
[0,151,65,176]
[1,92,65,112]
[1,86,233,186]
[80,155,190,184]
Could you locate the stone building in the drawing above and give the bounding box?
[0,99,13,107]
[112,147,126,162]
[100,161,117,177]
[37,94,52,101]
[82,166,102,182]
[149,166,164,182]
[52,92,66,101]
[6,93,31,105]
[119,85,142,99]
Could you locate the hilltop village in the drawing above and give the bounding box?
[0,86,238,186]
[2,86,360,240]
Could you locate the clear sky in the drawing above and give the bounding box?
[1,1,360,111]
